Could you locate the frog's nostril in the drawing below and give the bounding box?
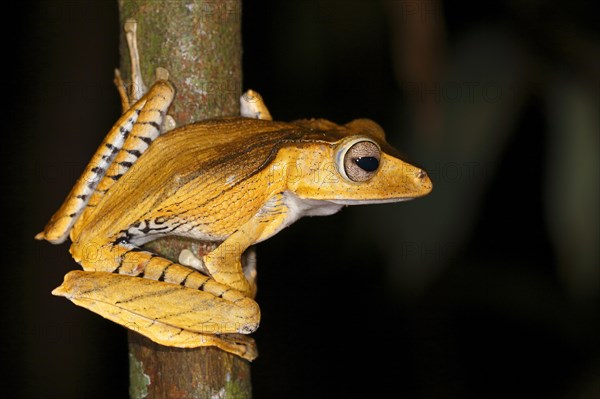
[416,169,427,180]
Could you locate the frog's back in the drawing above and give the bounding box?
[73,117,322,243]
[70,116,396,245]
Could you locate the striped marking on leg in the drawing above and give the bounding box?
[36,80,175,244]
[86,81,175,209]
[109,243,250,303]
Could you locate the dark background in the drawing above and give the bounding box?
[4,1,599,398]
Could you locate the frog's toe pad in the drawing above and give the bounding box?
[179,249,211,275]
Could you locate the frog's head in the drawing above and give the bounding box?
[282,118,432,204]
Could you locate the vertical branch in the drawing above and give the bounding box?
[116,1,252,398]
[118,0,242,122]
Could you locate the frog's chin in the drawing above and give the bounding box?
[287,190,414,210]
[328,197,413,205]
[283,191,344,218]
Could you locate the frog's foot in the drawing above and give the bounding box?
[154,68,177,132]
[240,90,272,121]
[53,270,258,360]
[212,333,258,360]
[124,20,176,131]
[179,249,210,275]
[114,20,177,136]
[179,248,258,297]
[113,19,146,111]
[124,18,146,103]
[242,248,257,292]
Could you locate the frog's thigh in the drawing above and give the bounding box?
[53,270,260,340]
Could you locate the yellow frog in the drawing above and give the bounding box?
[36,21,432,361]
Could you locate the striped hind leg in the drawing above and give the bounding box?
[58,241,260,358]
[53,270,259,360]
[82,80,175,212]
[36,80,175,244]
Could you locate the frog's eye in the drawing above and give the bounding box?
[337,138,381,182]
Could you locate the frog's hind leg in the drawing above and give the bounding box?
[53,270,258,360]
[83,80,175,211]
[61,242,260,359]
[36,80,175,244]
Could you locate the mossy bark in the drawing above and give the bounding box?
[117,1,251,398]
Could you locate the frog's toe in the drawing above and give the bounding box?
[179,249,210,275]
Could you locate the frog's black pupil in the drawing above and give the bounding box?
[354,156,379,172]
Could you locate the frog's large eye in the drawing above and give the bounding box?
[337,138,381,182]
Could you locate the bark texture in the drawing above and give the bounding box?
[117,2,251,398]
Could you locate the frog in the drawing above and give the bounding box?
[36,20,432,361]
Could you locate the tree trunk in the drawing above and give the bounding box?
[117,1,252,398]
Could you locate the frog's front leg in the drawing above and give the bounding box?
[179,246,258,293]
[58,241,260,359]
[201,193,289,296]
[240,89,272,121]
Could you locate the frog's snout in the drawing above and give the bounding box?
[415,168,433,196]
